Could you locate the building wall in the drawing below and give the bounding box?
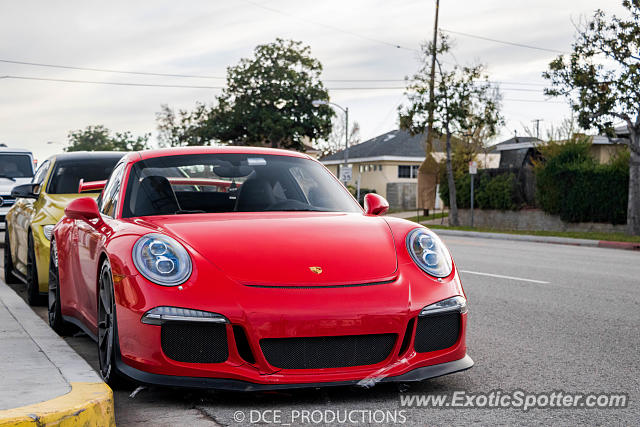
[324,160,422,200]
[589,144,626,164]
[386,182,417,210]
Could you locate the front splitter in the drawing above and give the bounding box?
[114,353,474,392]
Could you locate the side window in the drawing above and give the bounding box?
[100,163,126,217]
[32,160,51,186]
[31,160,51,195]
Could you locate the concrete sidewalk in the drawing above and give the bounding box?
[431,228,640,251]
[0,280,114,426]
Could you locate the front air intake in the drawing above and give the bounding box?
[161,322,229,363]
[260,334,396,369]
[414,312,460,353]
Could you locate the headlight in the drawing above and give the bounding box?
[132,233,192,286]
[43,224,55,241]
[420,296,467,316]
[406,228,453,278]
[141,306,227,325]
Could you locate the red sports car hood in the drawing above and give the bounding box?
[138,212,398,286]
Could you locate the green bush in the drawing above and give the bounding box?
[535,137,628,224]
[477,173,518,210]
[439,169,518,210]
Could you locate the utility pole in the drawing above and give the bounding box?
[532,119,543,139]
[345,107,349,177]
[417,0,440,216]
[425,0,440,154]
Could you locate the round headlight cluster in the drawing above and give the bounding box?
[406,228,453,278]
[132,233,192,286]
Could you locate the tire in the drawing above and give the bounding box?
[26,233,45,306]
[3,224,20,284]
[97,258,129,388]
[48,240,73,335]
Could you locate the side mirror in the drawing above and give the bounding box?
[65,197,101,221]
[364,193,389,216]
[11,184,38,199]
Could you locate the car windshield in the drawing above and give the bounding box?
[122,153,362,217]
[0,154,33,179]
[47,157,122,194]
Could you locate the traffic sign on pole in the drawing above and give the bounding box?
[340,165,352,183]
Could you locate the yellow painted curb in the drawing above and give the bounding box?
[0,382,114,427]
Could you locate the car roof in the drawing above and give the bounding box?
[0,147,33,155]
[48,151,126,164]
[130,146,311,163]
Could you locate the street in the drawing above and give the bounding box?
[3,235,639,426]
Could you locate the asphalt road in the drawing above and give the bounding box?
[3,236,639,426]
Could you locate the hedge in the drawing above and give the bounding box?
[437,137,629,224]
[439,169,519,211]
[535,141,628,224]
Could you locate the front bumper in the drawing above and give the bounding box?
[101,244,470,388]
[0,206,9,229]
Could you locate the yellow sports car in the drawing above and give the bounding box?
[5,152,124,305]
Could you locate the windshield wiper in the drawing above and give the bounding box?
[0,175,16,181]
[268,207,324,212]
[175,209,206,214]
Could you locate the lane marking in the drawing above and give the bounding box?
[460,270,551,284]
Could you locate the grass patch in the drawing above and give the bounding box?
[417,224,640,243]
[403,212,449,223]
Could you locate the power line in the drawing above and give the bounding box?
[0,58,415,83]
[0,59,226,79]
[241,1,568,57]
[1,75,560,102]
[0,74,402,90]
[240,0,420,52]
[441,29,568,54]
[0,57,555,87]
[0,75,225,89]
[503,98,565,104]
[0,75,409,90]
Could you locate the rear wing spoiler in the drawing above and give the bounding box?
[78,179,107,193]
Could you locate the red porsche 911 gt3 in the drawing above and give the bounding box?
[48,147,472,390]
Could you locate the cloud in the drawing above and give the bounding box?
[0,0,627,159]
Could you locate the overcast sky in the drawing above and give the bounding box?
[0,0,627,161]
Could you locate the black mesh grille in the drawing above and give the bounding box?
[260,334,396,369]
[414,312,460,353]
[161,322,228,363]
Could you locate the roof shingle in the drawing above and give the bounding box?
[321,129,442,161]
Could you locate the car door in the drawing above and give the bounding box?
[75,162,126,328]
[11,159,51,275]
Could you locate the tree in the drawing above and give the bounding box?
[156,104,214,147]
[399,33,503,225]
[208,38,334,150]
[65,125,149,152]
[314,112,361,156]
[543,0,640,235]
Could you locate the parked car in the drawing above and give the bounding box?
[49,147,472,389]
[5,152,124,305]
[0,148,35,230]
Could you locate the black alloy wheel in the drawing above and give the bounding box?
[97,259,128,388]
[3,224,20,284]
[48,239,72,335]
[26,233,45,306]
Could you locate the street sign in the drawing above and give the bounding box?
[468,161,478,175]
[340,165,353,182]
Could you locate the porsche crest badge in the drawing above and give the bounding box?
[309,266,323,274]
